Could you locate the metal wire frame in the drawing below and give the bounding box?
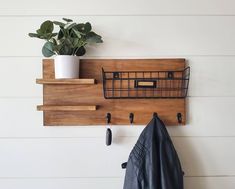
[102,67,190,99]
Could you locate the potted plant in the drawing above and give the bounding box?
[29,18,103,78]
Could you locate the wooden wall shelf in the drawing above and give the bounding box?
[37,59,187,126]
[36,78,96,85]
[37,105,97,111]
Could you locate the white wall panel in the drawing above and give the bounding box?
[188,57,235,97]
[0,58,42,97]
[0,138,131,177]
[0,177,235,189]
[0,137,234,177]
[1,16,235,57]
[184,177,235,189]
[1,0,235,15]
[0,178,123,189]
[168,97,235,136]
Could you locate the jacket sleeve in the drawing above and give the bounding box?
[123,157,142,189]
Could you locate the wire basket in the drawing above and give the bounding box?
[102,67,190,99]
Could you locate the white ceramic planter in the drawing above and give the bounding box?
[54,55,80,78]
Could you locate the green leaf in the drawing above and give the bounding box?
[63,18,73,22]
[29,32,47,39]
[86,32,103,43]
[51,33,57,37]
[42,42,55,57]
[53,21,66,27]
[58,44,73,55]
[66,23,77,30]
[39,33,57,39]
[42,33,50,39]
[72,28,81,38]
[58,28,64,40]
[71,38,79,47]
[74,24,85,32]
[40,20,54,34]
[84,22,92,33]
[28,33,41,38]
[75,46,86,56]
[51,38,57,45]
[36,29,43,35]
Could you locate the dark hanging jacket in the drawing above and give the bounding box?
[123,115,184,189]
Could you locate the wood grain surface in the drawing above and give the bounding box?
[36,79,96,85]
[38,59,187,126]
[37,105,97,111]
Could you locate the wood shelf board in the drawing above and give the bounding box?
[37,105,97,111]
[43,99,185,126]
[36,78,96,85]
[40,59,187,126]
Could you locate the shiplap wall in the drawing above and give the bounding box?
[0,0,235,188]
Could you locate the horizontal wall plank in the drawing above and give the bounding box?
[184,177,235,189]
[174,137,235,176]
[1,57,235,97]
[0,177,234,189]
[167,96,235,136]
[1,0,235,15]
[1,16,235,57]
[0,97,234,137]
[0,137,234,177]
[0,58,42,97]
[188,57,235,97]
[0,178,123,189]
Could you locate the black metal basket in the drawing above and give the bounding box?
[102,67,190,99]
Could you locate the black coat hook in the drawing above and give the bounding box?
[129,113,134,124]
[106,113,112,146]
[177,113,182,124]
[121,162,127,169]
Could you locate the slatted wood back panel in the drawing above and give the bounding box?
[40,59,186,126]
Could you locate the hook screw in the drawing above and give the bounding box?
[153,112,158,118]
[129,113,134,124]
[106,112,111,124]
[177,113,182,124]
